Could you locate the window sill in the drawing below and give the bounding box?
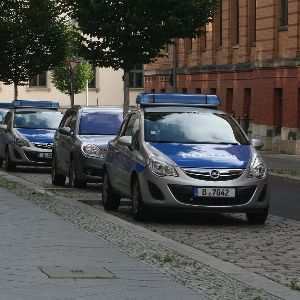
[279,25,288,32]
[129,87,144,91]
[26,87,50,92]
[216,46,223,51]
[87,87,99,92]
[201,48,207,53]
[233,44,240,49]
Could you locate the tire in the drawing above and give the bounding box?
[69,159,86,188]
[51,155,66,186]
[5,149,16,171]
[132,177,148,221]
[102,171,120,210]
[246,206,269,224]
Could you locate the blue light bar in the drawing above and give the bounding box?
[0,102,12,108]
[136,93,221,107]
[12,100,60,108]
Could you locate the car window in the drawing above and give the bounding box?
[144,111,250,145]
[123,113,140,137]
[13,110,63,130]
[0,109,8,124]
[4,111,12,126]
[79,111,123,135]
[69,114,77,132]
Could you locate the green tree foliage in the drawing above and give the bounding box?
[51,27,94,106]
[51,62,94,96]
[0,0,69,100]
[66,0,220,114]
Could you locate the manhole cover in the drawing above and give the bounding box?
[39,266,115,279]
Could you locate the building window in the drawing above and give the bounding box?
[29,72,47,88]
[232,0,240,46]
[210,88,217,95]
[249,0,256,45]
[280,0,288,28]
[129,64,144,88]
[88,68,96,88]
[274,88,283,135]
[226,88,233,113]
[215,1,223,48]
[195,88,202,94]
[182,88,187,94]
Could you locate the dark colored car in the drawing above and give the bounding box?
[52,106,123,188]
[0,100,63,170]
[0,102,11,125]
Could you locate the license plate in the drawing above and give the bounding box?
[38,152,52,159]
[194,187,235,198]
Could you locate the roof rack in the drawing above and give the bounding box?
[136,93,221,108]
[12,100,60,109]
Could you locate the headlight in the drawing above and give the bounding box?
[14,136,30,147]
[149,156,178,177]
[248,155,266,179]
[81,144,106,158]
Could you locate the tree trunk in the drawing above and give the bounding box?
[123,70,130,118]
[14,83,18,101]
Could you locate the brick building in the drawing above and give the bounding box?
[144,0,300,155]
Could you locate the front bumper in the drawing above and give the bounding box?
[76,152,105,183]
[138,168,269,212]
[8,144,52,166]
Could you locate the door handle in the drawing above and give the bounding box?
[114,149,119,153]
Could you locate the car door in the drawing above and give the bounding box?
[55,112,75,174]
[0,111,12,159]
[111,112,140,196]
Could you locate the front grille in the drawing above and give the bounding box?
[32,142,53,150]
[183,168,244,181]
[168,184,257,206]
[24,151,51,163]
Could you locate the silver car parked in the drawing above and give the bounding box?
[102,93,269,224]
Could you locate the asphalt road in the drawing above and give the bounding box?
[269,175,300,221]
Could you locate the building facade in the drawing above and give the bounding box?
[144,0,300,155]
[0,67,143,109]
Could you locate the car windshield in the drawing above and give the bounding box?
[14,110,63,130]
[144,111,250,145]
[79,111,123,135]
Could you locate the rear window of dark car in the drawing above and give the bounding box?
[79,111,123,135]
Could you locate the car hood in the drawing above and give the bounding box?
[15,128,56,143]
[149,143,251,169]
[79,135,116,147]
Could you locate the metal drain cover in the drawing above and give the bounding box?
[39,266,115,279]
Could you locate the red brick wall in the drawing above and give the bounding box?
[145,0,300,130]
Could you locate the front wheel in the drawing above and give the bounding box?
[69,159,86,188]
[246,206,269,224]
[132,177,148,221]
[52,155,66,186]
[102,171,120,210]
[5,149,16,171]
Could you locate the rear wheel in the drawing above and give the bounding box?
[132,177,148,221]
[51,155,66,186]
[5,149,16,171]
[246,206,269,224]
[102,171,120,210]
[69,159,86,188]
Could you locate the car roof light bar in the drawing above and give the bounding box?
[12,100,60,108]
[0,102,12,108]
[136,93,221,107]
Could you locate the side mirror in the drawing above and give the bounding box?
[252,138,264,150]
[118,136,132,148]
[58,126,71,136]
[0,124,7,131]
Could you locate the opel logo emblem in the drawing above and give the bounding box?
[47,143,52,149]
[210,169,220,179]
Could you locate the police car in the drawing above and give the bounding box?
[102,93,269,224]
[0,100,63,170]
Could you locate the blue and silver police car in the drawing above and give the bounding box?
[102,93,269,224]
[0,100,63,171]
